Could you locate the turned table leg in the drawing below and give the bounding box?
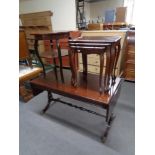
[68,49,77,87]
[99,53,104,93]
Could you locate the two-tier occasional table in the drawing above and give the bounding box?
[31,31,70,82]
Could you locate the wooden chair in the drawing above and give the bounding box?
[19,29,43,102]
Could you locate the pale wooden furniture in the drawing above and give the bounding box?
[87,23,103,30]
[19,29,43,102]
[19,11,53,52]
[87,22,127,30]
[78,30,127,77]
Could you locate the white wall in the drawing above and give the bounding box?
[88,0,124,22]
[85,2,91,22]
[19,0,76,31]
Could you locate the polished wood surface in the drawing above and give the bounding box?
[31,31,70,40]
[32,31,71,81]
[68,36,121,93]
[30,69,122,141]
[80,31,127,76]
[124,30,135,81]
[31,31,81,81]
[19,30,43,102]
[30,69,122,105]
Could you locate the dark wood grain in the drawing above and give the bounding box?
[123,30,135,81]
[30,69,123,142]
[30,70,122,106]
[68,36,121,93]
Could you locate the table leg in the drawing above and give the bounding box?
[82,53,87,80]
[34,39,46,77]
[99,53,104,93]
[56,39,64,83]
[109,45,116,86]
[101,112,116,142]
[104,47,111,92]
[112,42,121,84]
[68,49,77,86]
[42,91,57,114]
[53,57,58,80]
[50,40,58,80]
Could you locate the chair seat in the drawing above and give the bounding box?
[19,65,43,83]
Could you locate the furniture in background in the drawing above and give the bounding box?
[115,7,127,23]
[19,29,43,102]
[87,23,103,30]
[123,30,135,81]
[87,22,127,30]
[68,36,121,93]
[20,11,81,75]
[103,22,127,30]
[78,30,127,77]
[19,11,53,65]
[19,11,53,41]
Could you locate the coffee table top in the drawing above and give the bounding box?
[30,69,122,106]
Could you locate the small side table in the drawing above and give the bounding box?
[32,31,70,83]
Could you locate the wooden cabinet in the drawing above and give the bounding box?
[123,30,135,81]
[78,30,127,76]
[87,23,103,30]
